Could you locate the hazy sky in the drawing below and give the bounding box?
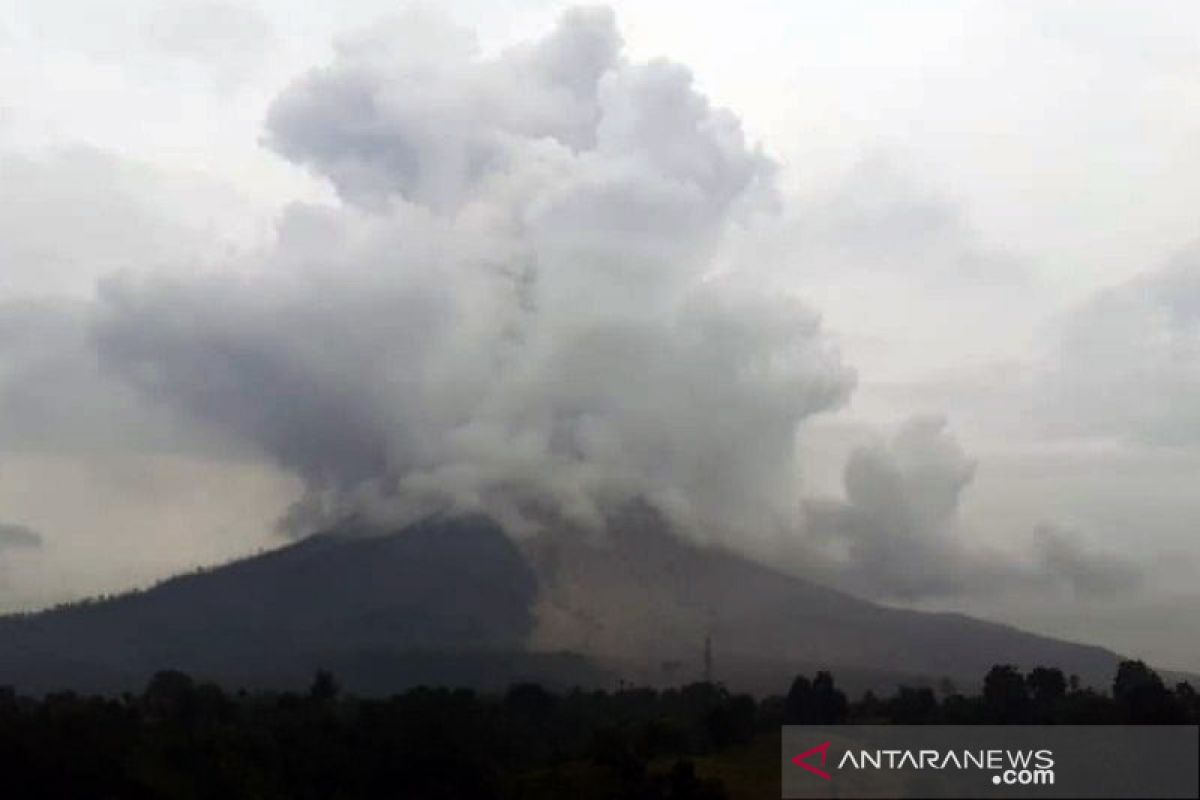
[2,1,1199,670]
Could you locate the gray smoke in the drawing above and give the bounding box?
[93,6,854,540]
[801,416,1141,601]
[0,6,1143,608]
[0,523,42,551]
[1032,523,1143,598]
[802,415,985,599]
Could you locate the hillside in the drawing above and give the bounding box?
[524,506,1125,694]
[0,512,1129,695]
[0,516,597,693]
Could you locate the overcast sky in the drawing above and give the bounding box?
[1,1,1199,671]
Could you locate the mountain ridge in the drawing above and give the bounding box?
[0,513,1148,696]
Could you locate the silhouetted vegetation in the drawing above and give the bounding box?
[0,660,1194,798]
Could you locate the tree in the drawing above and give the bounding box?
[1024,666,1066,722]
[705,694,756,747]
[811,671,848,724]
[888,686,938,724]
[983,665,1029,722]
[309,668,340,702]
[143,669,195,721]
[784,671,846,724]
[1112,660,1185,723]
[784,675,812,723]
[505,682,555,720]
[1026,667,1066,704]
[852,690,886,722]
[1113,660,1165,699]
[1173,682,1199,723]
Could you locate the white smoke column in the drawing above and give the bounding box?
[94,6,855,541]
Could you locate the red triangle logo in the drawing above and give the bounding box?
[791,741,832,781]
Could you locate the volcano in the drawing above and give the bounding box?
[0,512,1128,696]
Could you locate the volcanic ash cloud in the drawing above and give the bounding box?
[93,6,856,540]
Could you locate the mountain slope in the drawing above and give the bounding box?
[0,512,1130,695]
[524,506,1126,694]
[0,516,596,693]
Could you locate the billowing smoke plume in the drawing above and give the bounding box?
[802,416,1141,602]
[1032,523,1143,598]
[0,6,1143,610]
[803,415,983,599]
[94,7,855,540]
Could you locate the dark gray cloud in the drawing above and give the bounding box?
[93,276,402,491]
[0,297,248,460]
[0,523,42,551]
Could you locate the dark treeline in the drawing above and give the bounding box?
[0,660,1195,799]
